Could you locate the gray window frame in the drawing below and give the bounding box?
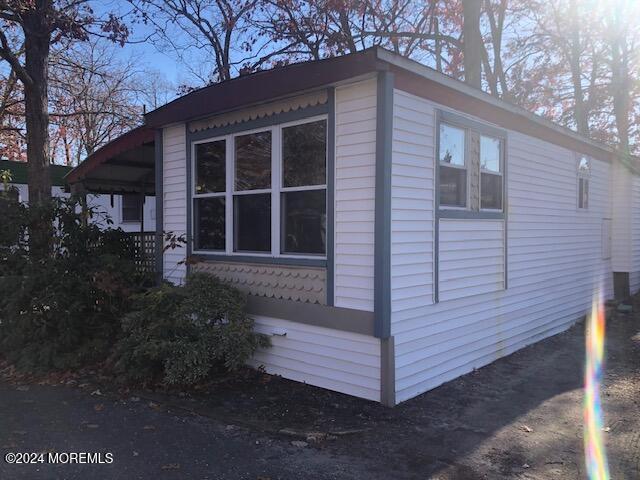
[435,110,507,220]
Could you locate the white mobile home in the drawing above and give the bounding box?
[68,48,640,406]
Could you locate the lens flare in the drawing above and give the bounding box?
[583,292,610,480]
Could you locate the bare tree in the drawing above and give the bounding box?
[49,41,143,163]
[602,0,638,155]
[0,0,127,255]
[129,0,265,82]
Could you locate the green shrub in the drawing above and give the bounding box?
[0,196,145,371]
[112,272,270,386]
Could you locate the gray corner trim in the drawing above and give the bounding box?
[374,70,394,339]
[380,336,396,407]
[187,102,330,141]
[326,88,336,306]
[185,124,193,276]
[503,136,509,290]
[246,295,375,336]
[192,254,326,268]
[154,129,164,282]
[437,209,505,220]
[434,111,441,304]
[439,110,507,139]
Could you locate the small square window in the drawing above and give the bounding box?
[122,194,142,222]
[235,131,271,191]
[194,197,225,250]
[234,193,271,252]
[439,124,465,166]
[283,120,327,188]
[282,190,326,254]
[195,140,225,194]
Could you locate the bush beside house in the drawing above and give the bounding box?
[0,194,143,371]
[0,188,268,385]
[112,273,270,386]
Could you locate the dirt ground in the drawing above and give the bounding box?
[1,299,639,479]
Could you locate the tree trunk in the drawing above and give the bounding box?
[462,0,482,88]
[611,43,630,155]
[23,4,53,256]
[568,0,589,136]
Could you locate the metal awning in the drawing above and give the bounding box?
[66,126,155,196]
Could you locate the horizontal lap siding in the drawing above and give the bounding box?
[163,124,187,284]
[334,79,377,311]
[612,160,632,273]
[632,176,640,293]
[391,90,613,403]
[248,316,381,401]
[391,90,435,317]
[439,219,505,301]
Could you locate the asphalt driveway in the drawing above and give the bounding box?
[1,301,639,479]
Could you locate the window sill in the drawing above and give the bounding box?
[438,209,504,220]
[191,252,327,268]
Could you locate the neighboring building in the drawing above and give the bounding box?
[66,47,640,406]
[0,159,155,233]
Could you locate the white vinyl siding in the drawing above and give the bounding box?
[438,219,505,301]
[391,90,435,312]
[249,316,381,401]
[631,175,640,293]
[334,78,377,311]
[162,124,188,284]
[391,89,613,404]
[611,159,633,273]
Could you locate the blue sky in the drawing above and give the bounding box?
[92,1,184,88]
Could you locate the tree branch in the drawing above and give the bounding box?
[0,28,33,87]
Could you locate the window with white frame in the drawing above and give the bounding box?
[281,120,327,254]
[234,131,272,252]
[480,135,503,210]
[194,139,226,250]
[578,155,591,209]
[438,123,467,207]
[192,116,327,257]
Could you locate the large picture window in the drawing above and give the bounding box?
[192,116,327,258]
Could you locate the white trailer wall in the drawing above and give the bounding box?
[391,89,613,403]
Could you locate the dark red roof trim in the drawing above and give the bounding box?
[144,48,381,128]
[392,67,613,162]
[66,125,154,184]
